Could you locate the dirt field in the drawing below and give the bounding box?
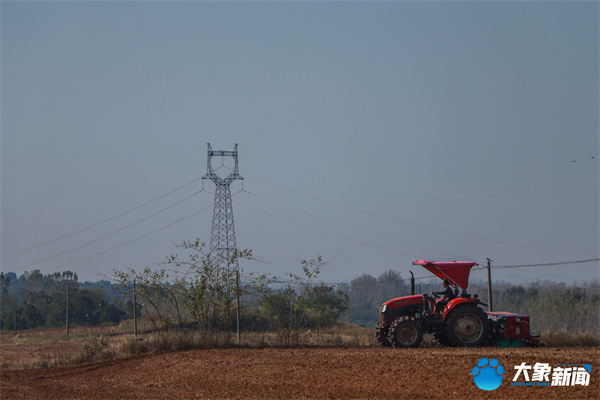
[2,344,599,400]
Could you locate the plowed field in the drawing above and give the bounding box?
[1,346,598,399]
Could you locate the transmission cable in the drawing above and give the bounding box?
[486,259,599,269]
[2,176,205,257]
[234,199,421,258]
[244,191,469,261]
[40,204,213,274]
[246,152,598,209]
[245,173,596,258]
[11,190,203,272]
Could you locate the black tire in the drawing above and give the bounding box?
[388,316,423,348]
[375,321,392,347]
[434,331,451,347]
[444,305,489,347]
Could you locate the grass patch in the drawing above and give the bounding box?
[119,331,209,355]
[116,330,260,356]
[13,331,89,346]
[7,324,128,346]
[541,331,600,347]
[114,318,156,334]
[238,323,375,347]
[313,323,376,346]
[17,335,118,369]
[69,335,117,364]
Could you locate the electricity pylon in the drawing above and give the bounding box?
[203,143,243,343]
[203,143,243,270]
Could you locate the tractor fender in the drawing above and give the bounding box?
[442,298,483,321]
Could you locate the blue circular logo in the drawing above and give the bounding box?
[472,357,504,391]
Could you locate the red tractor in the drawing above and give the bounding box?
[375,259,541,348]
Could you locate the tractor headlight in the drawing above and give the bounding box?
[381,304,387,313]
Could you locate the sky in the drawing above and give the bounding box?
[1,1,598,287]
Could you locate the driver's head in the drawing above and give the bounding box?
[443,279,449,287]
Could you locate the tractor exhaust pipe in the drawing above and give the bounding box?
[487,258,494,312]
[410,271,415,295]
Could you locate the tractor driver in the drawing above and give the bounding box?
[431,279,453,313]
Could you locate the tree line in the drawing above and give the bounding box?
[2,243,598,338]
[1,270,129,330]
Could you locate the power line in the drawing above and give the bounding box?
[2,176,205,258]
[244,191,469,261]
[247,152,598,209]
[10,191,203,273]
[245,173,597,258]
[234,200,421,258]
[488,259,600,269]
[40,205,213,274]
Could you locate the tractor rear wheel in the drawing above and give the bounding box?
[388,316,423,348]
[375,321,392,347]
[444,305,489,347]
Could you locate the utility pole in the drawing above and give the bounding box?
[13,293,17,336]
[236,270,241,344]
[203,143,243,344]
[66,281,70,335]
[133,279,138,337]
[486,258,493,312]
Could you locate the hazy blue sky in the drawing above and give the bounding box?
[2,1,598,286]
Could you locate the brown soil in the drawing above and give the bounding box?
[1,346,599,399]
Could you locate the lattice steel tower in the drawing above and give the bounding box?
[203,143,243,270]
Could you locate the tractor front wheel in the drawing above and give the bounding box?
[388,316,423,348]
[444,306,489,347]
